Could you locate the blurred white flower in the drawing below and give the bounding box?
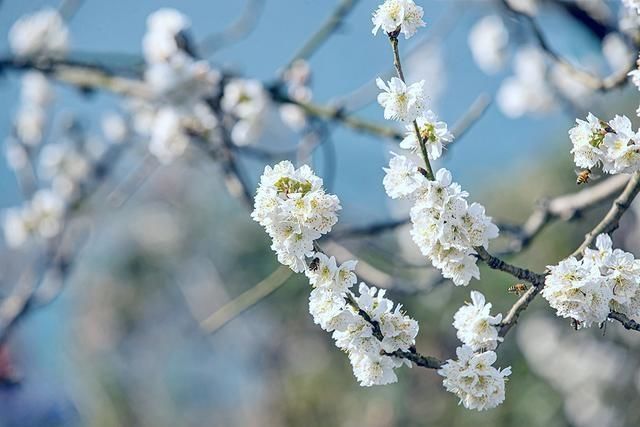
[148,108,189,164]
[4,189,65,248]
[497,46,555,118]
[101,113,128,144]
[468,15,509,74]
[9,8,69,58]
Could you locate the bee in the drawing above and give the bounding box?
[507,283,528,296]
[576,169,591,185]
[575,168,601,185]
[308,257,320,271]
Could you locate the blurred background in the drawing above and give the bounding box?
[0,0,640,426]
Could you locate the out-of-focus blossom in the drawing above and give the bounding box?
[468,15,509,74]
[9,8,69,58]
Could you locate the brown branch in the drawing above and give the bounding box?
[386,349,443,369]
[502,174,630,254]
[498,173,640,337]
[474,246,546,286]
[608,311,640,331]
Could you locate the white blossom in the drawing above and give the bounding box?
[453,291,503,351]
[569,113,640,174]
[439,345,511,411]
[39,143,90,199]
[468,15,509,74]
[371,0,425,39]
[9,8,69,58]
[399,110,453,160]
[406,168,499,286]
[382,153,426,199]
[222,79,270,146]
[142,8,190,63]
[4,189,65,248]
[148,108,190,164]
[376,77,426,122]
[497,46,556,118]
[252,161,340,272]
[541,238,622,328]
[102,113,128,143]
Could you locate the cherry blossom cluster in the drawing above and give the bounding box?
[253,161,419,386]
[8,8,69,59]
[437,291,510,410]
[4,189,65,248]
[438,345,511,411]
[453,291,503,351]
[221,79,270,146]
[542,233,640,328]
[251,161,340,272]
[10,71,53,151]
[136,9,220,163]
[569,113,640,175]
[383,160,499,285]
[373,0,498,286]
[307,254,419,386]
[371,0,425,39]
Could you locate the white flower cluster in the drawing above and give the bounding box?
[569,113,640,175]
[8,8,69,59]
[12,71,53,149]
[453,291,503,351]
[374,3,498,286]
[441,292,510,410]
[221,79,270,146]
[253,162,419,386]
[4,189,65,248]
[307,255,419,386]
[251,161,340,272]
[371,0,425,39]
[542,234,640,328]
[39,143,91,200]
[383,160,499,285]
[136,9,220,164]
[438,345,511,411]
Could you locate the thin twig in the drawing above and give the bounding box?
[570,171,640,257]
[200,266,293,334]
[284,0,362,71]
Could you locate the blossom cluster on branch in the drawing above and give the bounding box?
[570,113,640,175]
[252,161,419,386]
[543,234,640,328]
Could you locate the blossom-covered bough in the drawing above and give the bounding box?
[2,0,640,416]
